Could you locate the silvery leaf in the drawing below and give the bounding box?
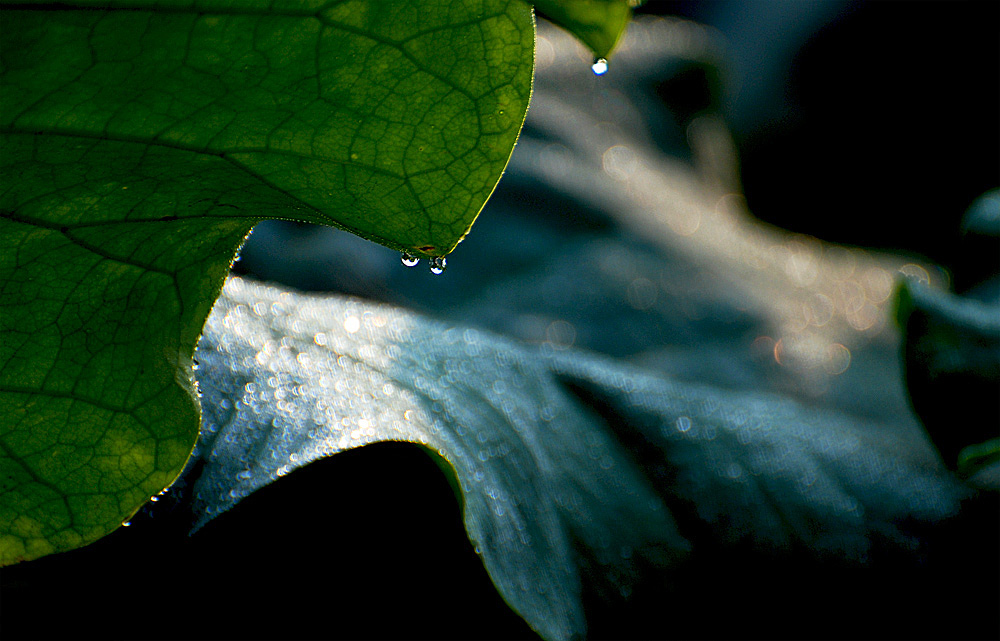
[192,276,970,640]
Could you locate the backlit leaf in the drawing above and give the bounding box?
[0,0,534,564]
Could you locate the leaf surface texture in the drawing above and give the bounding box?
[0,0,534,563]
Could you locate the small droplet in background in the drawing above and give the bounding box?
[400,252,420,267]
[429,256,447,275]
[591,57,608,75]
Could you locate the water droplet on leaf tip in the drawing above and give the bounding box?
[429,256,447,275]
[591,57,608,75]
[400,252,420,267]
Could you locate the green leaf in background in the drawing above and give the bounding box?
[896,280,1000,475]
[896,189,1000,477]
[533,0,634,59]
[0,0,534,564]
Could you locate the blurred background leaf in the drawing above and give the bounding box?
[187,274,972,640]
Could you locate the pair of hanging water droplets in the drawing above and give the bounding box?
[398,58,608,275]
[400,252,446,274]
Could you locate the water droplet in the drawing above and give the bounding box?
[121,520,131,527]
[149,496,159,503]
[591,57,608,75]
[429,256,447,275]
[400,252,420,267]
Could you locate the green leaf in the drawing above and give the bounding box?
[897,279,1000,474]
[958,438,1000,477]
[0,0,534,564]
[532,0,633,59]
[960,187,1000,238]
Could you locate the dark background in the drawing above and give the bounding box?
[660,0,999,289]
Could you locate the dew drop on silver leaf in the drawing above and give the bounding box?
[429,256,447,275]
[400,252,420,267]
[591,57,608,75]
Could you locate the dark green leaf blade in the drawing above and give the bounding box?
[1,0,533,254]
[0,0,534,564]
[532,0,633,59]
[0,134,298,562]
[897,279,1000,474]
